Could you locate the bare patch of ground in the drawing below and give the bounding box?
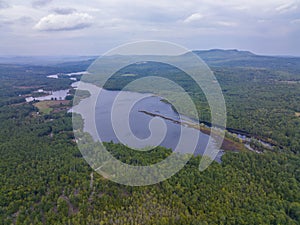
[34,100,70,114]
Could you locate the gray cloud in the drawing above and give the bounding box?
[291,19,300,24]
[52,7,77,15]
[125,10,181,24]
[16,16,34,25]
[0,16,33,27]
[0,0,9,9]
[34,12,93,31]
[32,0,53,8]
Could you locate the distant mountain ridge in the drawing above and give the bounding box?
[190,49,300,73]
[193,49,255,59]
[1,49,300,74]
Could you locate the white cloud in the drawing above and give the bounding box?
[34,12,93,31]
[215,21,237,27]
[183,13,204,23]
[275,1,298,13]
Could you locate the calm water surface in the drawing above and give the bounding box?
[72,82,223,161]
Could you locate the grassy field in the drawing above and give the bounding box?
[34,100,70,114]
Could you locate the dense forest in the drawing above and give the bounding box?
[0,51,299,224]
[0,104,299,224]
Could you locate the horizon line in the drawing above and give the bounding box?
[0,49,300,58]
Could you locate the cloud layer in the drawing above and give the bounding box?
[32,0,53,8]
[0,0,9,9]
[0,0,300,55]
[52,7,76,15]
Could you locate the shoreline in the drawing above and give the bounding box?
[138,110,246,152]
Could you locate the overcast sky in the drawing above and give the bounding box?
[0,0,300,56]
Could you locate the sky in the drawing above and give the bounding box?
[0,0,300,56]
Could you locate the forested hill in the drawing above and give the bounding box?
[193,49,300,72]
[193,49,255,60]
